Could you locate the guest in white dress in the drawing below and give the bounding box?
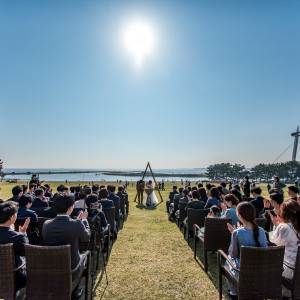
[269,199,300,280]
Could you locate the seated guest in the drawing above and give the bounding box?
[32,188,48,208]
[116,185,125,200]
[231,188,242,202]
[0,201,30,292]
[186,190,205,209]
[92,184,100,196]
[7,185,23,202]
[116,185,129,212]
[17,194,39,244]
[221,194,239,226]
[207,205,221,218]
[226,202,268,298]
[166,186,178,213]
[22,184,28,194]
[220,182,230,195]
[85,195,109,238]
[260,193,283,232]
[180,189,190,203]
[28,183,37,195]
[198,187,208,203]
[43,193,91,295]
[60,185,69,194]
[74,192,88,209]
[70,186,75,194]
[107,185,120,205]
[174,187,184,201]
[42,193,59,218]
[269,199,300,280]
[74,186,81,200]
[250,187,264,210]
[287,185,299,201]
[205,183,212,197]
[98,189,114,208]
[44,184,53,198]
[204,187,221,209]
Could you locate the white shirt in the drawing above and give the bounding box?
[269,222,299,279]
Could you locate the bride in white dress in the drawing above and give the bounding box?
[145,180,159,206]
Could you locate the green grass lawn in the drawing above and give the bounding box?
[0,181,293,299]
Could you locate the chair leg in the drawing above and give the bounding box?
[86,253,91,300]
[183,226,186,240]
[96,248,100,271]
[194,236,197,259]
[218,272,222,300]
[204,250,208,272]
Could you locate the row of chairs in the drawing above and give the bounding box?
[169,203,300,299]
[0,243,91,300]
[1,196,130,300]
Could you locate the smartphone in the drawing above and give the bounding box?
[90,203,100,210]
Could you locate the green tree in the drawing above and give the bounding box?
[0,159,4,180]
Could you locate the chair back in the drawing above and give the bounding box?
[25,244,72,300]
[203,218,232,252]
[38,217,51,246]
[30,207,45,217]
[179,201,187,222]
[0,244,16,300]
[255,217,266,229]
[173,197,180,212]
[238,246,285,299]
[119,197,125,214]
[103,207,116,232]
[291,245,300,299]
[187,208,209,232]
[48,201,54,207]
[114,202,120,221]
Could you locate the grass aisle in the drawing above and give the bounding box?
[94,186,220,300]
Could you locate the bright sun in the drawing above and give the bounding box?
[123,21,156,68]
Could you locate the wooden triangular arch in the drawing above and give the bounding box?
[133,162,164,204]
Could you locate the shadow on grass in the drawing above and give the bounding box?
[135,204,157,210]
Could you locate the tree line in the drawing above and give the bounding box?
[205,161,300,182]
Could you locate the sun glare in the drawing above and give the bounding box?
[123,20,156,68]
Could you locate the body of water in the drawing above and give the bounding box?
[2,168,208,182]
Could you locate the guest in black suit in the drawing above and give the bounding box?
[117,185,129,214]
[7,185,23,202]
[98,189,114,208]
[92,184,100,196]
[43,193,90,299]
[250,187,265,210]
[107,186,120,205]
[74,186,81,201]
[32,188,49,208]
[17,194,39,244]
[287,185,299,201]
[0,201,30,291]
[166,186,178,213]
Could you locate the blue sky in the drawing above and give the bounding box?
[0,0,299,169]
